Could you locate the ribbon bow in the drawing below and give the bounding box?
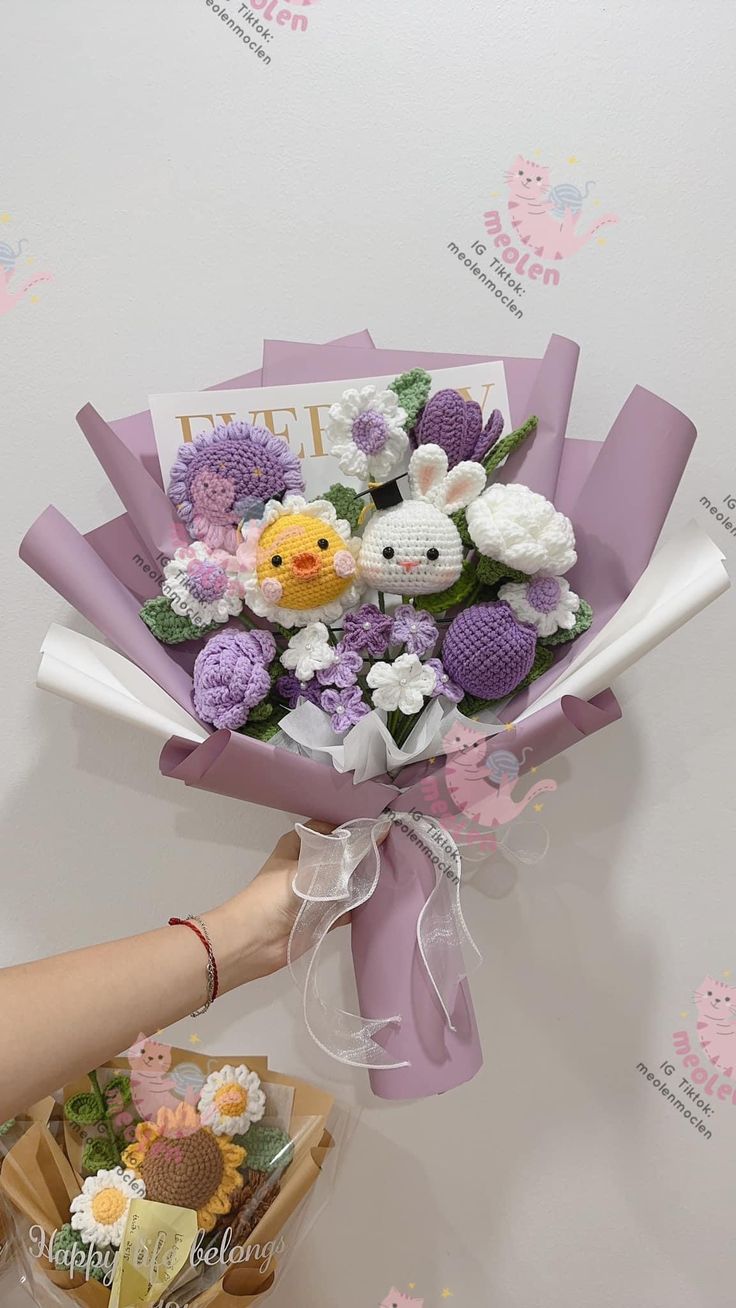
[287,811,482,1069]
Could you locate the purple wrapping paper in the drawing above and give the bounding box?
[19,333,697,1100]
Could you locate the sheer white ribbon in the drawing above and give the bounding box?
[287,811,483,1069]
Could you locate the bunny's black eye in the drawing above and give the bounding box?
[271,554,283,567]
[317,538,329,550]
[426,547,439,560]
[382,546,395,559]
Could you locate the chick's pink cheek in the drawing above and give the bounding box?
[333,549,356,578]
[261,578,283,602]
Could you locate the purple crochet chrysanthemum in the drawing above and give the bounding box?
[315,641,363,688]
[442,602,537,700]
[425,658,464,703]
[390,605,438,657]
[340,604,393,657]
[320,686,370,733]
[414,390,504,467]
[275,672,323,709]
[167,421,304,552]
[193,628,276,730]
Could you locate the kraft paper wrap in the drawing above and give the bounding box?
[0,1050,334,1307]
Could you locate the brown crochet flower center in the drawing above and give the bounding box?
[141,1130,224,1212]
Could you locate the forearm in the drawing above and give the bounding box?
[0,893,263,1121]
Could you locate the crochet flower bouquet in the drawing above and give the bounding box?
[20,333,728,1101]
[0,1043,339,1307]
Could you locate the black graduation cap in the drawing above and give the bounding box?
[368,478,404,511]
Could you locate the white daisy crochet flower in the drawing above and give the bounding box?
[282,623,336,681]
[237,496,364,628]
[366,652,436,714]
[198,1064,266,1137]
[162,541,244,627]
[70,1168,145,1249]
[467,483,577,576]
[326,386,410,482]
[499,574,580,637]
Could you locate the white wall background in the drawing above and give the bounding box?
[2,2,736,1304]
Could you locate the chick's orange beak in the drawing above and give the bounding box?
[291,550,321,579]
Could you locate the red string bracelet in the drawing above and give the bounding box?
[168,915,220,1016]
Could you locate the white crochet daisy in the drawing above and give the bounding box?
[70,1168,145,1249]
[198,1064,266,1137]
[499,574,580,637]
[162,541,244,627]
[467,483,577,576]
[326,386,410,482]
[237,495,364,628]
[282,623,336,681]
[366,652,436,714]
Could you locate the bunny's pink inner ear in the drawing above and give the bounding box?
[442,461,488,514]
[408,444,449,502]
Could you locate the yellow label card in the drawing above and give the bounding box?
[109,1198,198,1308]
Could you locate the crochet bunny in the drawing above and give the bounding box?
[358,444,486,595]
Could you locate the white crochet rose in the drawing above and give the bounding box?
[467,483,577,575]
[499,575,580,637]
[326,386,410,482]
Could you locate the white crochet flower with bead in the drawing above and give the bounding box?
[326,386,410,482]
[70,1168,145,1249]
[467,483,577,576]
[163,541,244,627]
[282,623,337,681]
[499,575,580,637]
[198,1064,266,1136]
[366,653,436,714]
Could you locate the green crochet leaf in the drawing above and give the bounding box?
[390,368,432,432]
[103,1073,133,1107]
[0,1118,15,1136]
[248,700,274,723]
[140,596,220,645]
[320,483,364,532]
[52,1225,112,1283]
[414,561,480,615]
[234,1123,294,1174]
[451,507,473,548]
[241,707,286,742]
[484,415,538,478]
[82,1137,121,1173]
[64,1092,105,1127]
[539,598,594,647]
[475,556,530,587]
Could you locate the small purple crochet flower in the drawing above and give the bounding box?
[168,420,304,553]
[340,604,393,657]
[390,605,438,657]
[415,389,504,467]
[320,686,370,734]
[425,658,465,703]
[275,673,323,709]
[315,641,363,688]
[193,628,276,730]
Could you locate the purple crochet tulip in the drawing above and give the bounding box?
[415,390,504,468]
[340,604,393,657]
[320,686,370,734]
[315,641,364,687]
[390,605,438,657]
[425,657,464,703]
[442,602,537,700]
[193,628,276,729]
[168,420,304,553]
